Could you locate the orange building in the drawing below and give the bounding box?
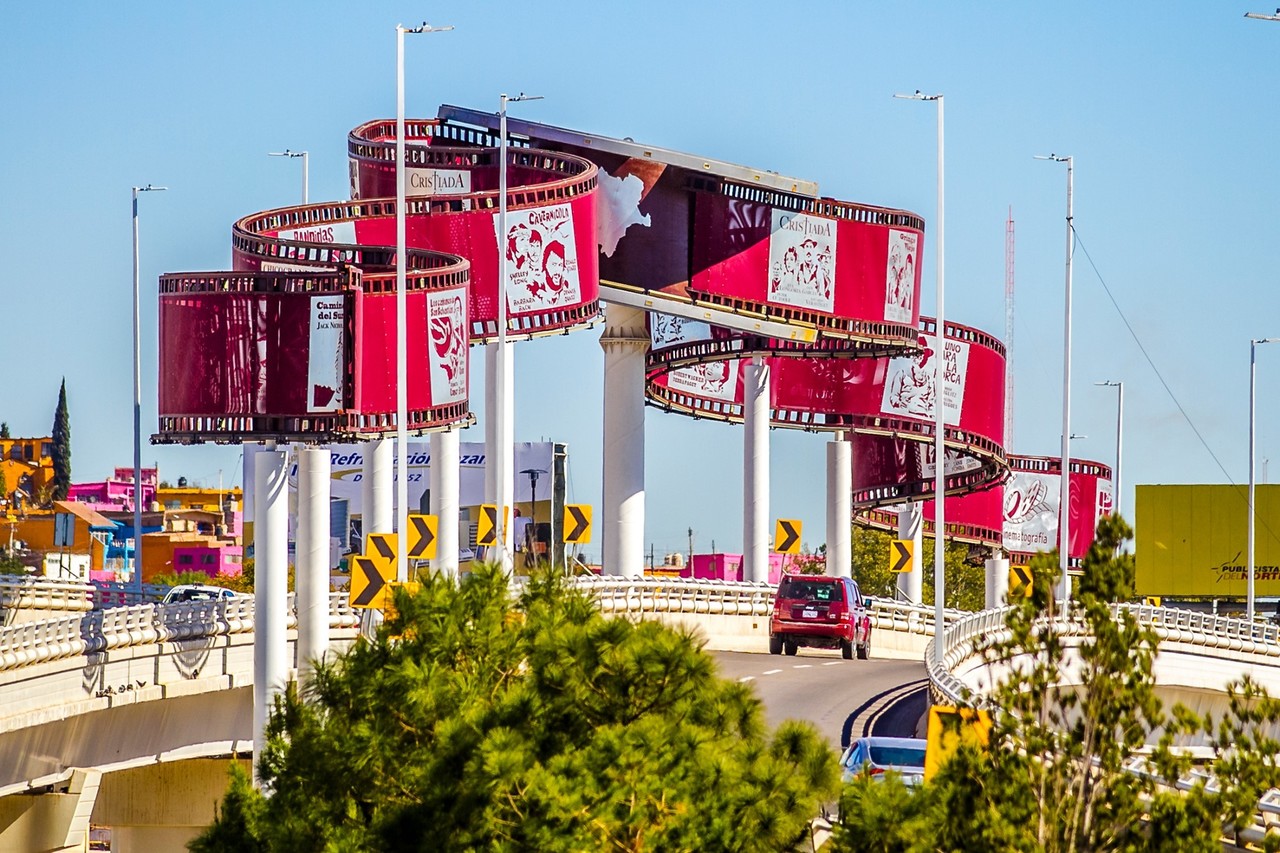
[0,436,56,510]
[8,501,115,577]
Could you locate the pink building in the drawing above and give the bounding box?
[172,543,244,579]
[69,467,158,513]
[686,552,809,583]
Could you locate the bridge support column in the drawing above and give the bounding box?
[431,430,460,577]
[253,447,288,786]
[93,759,249,853]
[484,343,515,572]
[743,357,771,584]
[826,434,852,578]
[296,447,330,688]
[362,439,393,537]
[600,304,648,577]
[0,768,99,852]
[986,554,1009,609]
[896,503,923,604]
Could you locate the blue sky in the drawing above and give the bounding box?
[3,2,1279,561]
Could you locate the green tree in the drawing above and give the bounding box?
[852,525,982,610]
[193,565,839,851]
[833,515,1280,852]
[0,422,9,439]
[50,379,70,502]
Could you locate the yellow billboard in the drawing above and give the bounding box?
[1135,484,1280,598]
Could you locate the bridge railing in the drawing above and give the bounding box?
[926,603,1280,848]
[0,592,361,673]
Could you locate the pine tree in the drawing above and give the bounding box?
[50,379,70,502]
[833,515,1280,852]
[194,565,840,851]
[0,422,9,439]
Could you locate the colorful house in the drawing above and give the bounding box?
[0,436,56,511]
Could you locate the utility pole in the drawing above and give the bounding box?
[687,527,694,569]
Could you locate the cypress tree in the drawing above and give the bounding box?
[51,379,70,502]
[0,422,9,439]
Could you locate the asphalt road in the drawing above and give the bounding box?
[710,649,927,750]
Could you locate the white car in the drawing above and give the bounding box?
[162,584,237,604]
[840,736,927,785]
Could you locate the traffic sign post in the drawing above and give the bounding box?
[774,519,801,555]
[366,533,398,574]
[1009,565,1033,599]
[349,555,395,610]
[889,539,914,573]
[563,504,592,544]
[477,504,499,547]
[406,514,437,561]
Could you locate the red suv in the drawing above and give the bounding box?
[769,574,871,660]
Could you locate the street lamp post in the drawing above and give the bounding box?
[1096,381,1123,519]
[520,467,547,566]
[131,184,166,591]
[894,90,944,661]
[395,21,452,584]
[268,150,309,205]
[1249,338,1280,619]
[492,92,542,572]
[1036,153,1074,619]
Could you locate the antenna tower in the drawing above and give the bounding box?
[1004,206,1016,450]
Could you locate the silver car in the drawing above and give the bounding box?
[840,736,927,785]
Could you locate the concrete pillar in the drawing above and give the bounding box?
[432,430,460,578]
[0,768,99,852]
[743,357,771,583]
[253,447,288,785]
[600,304,648,577]
[826,434,852,579]
[93,759,249,853]
[896,502,924,604]
[362,439,393,538]
[242,444,259,552]
[986,555,1010,609]
[484,343,515,572]
[296,447,330,687]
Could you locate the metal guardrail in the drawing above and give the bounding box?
[925,603,1280,848]
[0,592,360,673]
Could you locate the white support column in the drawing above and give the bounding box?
[600,304,648,577]
[986,554,1010,609]
[252,447,288,786]
[743,356,771,584]
[242,443,259,548]
[897,502,923,604]
[484,343,515,571]
[433,430,460,577]
[363,438,393,537]
[296,447,330,688]
[826,434,851,579]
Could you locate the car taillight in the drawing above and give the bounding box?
[869,767,885,776]
[828,603,847,621]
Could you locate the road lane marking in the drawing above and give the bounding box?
[763,669,783,675]
[793,664,813,669]
[823,661,843,666]
[738,676,755,683]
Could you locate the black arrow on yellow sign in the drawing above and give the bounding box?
[477,504,498,547]
[406,514,437,559]
[564,504,592,544]
[1010,565,1033,598]
[367,533,397,569]
[774,519,800,555]
[890,540,913,573]
[350,556,390,608]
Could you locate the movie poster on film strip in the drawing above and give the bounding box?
[495,203,582,314]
